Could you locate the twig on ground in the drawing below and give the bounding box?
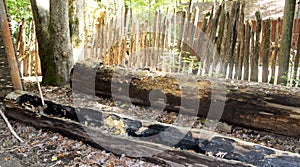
[36,74,45,106]
[0,105,24,142]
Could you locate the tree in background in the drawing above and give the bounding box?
[68,0,84,50]
[277,0,296,84]
[49,0,73,85]
[30,0,73,86]
[30,0,51,84]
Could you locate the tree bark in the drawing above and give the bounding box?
[30,0,52,84]
[69,0,84,61]
[277,0,296,84]
[49,0,73,85]
[72,64,300,137]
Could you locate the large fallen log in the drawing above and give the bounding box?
[2,92,251,167]
[72,63,300,137]
[3,92,300,167]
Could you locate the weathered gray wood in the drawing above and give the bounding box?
[261,19,271,83]
[213,2,226,73]
[250,11,262,82]
[270,18,280,84]
[227,0,240,79]
[243,20,251,81]
[235,0,245,80]
[72,64,300,137]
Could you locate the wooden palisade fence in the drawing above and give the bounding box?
[83,1,300,86]
[14,1,300,86]
[15,18,41,77]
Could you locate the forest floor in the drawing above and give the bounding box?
[0,81,300,166]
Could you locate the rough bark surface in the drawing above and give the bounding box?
[72,64,300,137]
[50,0,73,85]
[30,0,51,83]
[69,0,84,50]
[277,0,296,84]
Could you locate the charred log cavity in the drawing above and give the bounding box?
[126,124,206,154]
[16,94,79,122]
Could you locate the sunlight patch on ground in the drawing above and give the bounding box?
[22,76,42,82]
[249,0,285,19]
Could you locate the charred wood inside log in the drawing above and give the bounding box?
[16,94,79,122]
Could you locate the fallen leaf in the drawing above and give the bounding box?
[51,155,57,161]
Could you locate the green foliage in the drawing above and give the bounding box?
[6,0,32,39]
[124,0,176,21]
[6,0,32,22]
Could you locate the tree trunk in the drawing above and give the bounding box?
[49,0,73,85]
[30,0,52,84]
[0,0,23,90]
[72,64,300,137]
[277,0,296,84]
[69,0,84,62]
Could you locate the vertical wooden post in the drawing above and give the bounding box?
[235,0,245,80]
[227,0,240,79]
[261,19,271,83]
[152,10,159,69]
[270,18,281,84]
[294,17,300,85]
[250,11,262,82]
[213,2,225,73]
[0,0,23,90]
[243,20,251,81]
[177,10,187,73]
[210,3,223,75]
[83,1,88,59]
[277,0,296,84]
[16,19,26,76]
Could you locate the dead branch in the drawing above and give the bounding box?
[0,104,23,143]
